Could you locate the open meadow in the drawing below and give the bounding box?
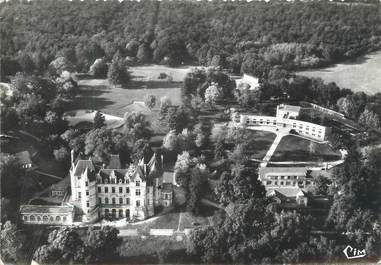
[297,50,381,95]
[271,135,341,162]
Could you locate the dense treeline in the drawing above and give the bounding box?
[1,0,381,79]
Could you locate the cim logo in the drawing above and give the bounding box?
[343,245,366,259]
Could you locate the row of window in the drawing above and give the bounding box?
[264,180,312,186]
[97,186,131,194]
[23,215,68,222]
[96,178,141,185]
[267,175,304,180]
[98,197,142,206]
[292,123,323,134]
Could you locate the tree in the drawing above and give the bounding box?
[93,111,106,129]
[0,221,26,263]
[84,128,115,163]
[85,226,121,263]
[89,58,108,78]
[162,129,179,151]
[54,146,70,163]
[204,84,221,106]
[48,57,75,77]
[187,167,209,214]
[144,94,156,109]
[107,57,130,86]
[34,228,86,264]
[214,137,225,160]
[123,111,152,142]
[312,175,331,196]
[359,109,380,131]
[131,139,153,163]
[337,96,357,118]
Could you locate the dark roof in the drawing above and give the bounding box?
[20,205,74,214]
[15,151,32,165]
[73,160,95,176]
[259,167,307,177]
[108,154,121,169]
[162,183,173,193]
[267,187,305,199]
[278,104,301,113]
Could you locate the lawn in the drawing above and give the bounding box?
[271,135,341,162]
[212,124,277,160]
[118,235,186,258]
[70,78,182,118]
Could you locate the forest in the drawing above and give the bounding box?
[1,0,381,79]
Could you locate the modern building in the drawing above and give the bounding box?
[258,167,314,207]
[258,167,314,189]
[232,104,331,141]
[70,152,173,222]
[20,204,74,225]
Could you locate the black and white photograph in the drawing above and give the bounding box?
[0,0,380,264]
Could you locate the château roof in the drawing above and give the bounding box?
[20,204,74,214]
[73,160,95,176]
[267,187,306,199]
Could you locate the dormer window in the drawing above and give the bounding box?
[105,179,108,184]
[118,179,122,184]
[125,179,129,184]
[136,180,140,187]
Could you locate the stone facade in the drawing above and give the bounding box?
[70,153,173,222]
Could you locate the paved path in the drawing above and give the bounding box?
[260,133,286,168]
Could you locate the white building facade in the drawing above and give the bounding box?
[233,104,331,141]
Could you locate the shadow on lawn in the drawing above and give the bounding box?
[127,80,181,89]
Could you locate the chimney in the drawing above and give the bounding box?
[161,154,164,169]
[71,149,75,164]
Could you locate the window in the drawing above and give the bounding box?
[136,189,141,196]
[85,181,88,186]
[112,187,115,193]
[126,179,129,184]
[23,215,28,221]
[306,181,311,185]
[274,181,278,185]
[281,176,285,179]
[50,216,54,222]
[119,198,123,204]
[78,192,81,199]
[286,181,291,186]
[136,200,140,207]
[105,179,108,184]
[98,198,102,204]
[112,198,116,204]
[105,187,108,193]
[148,199,150,205]
[119,187,123,193]
[164,194,169,200]
[287,176,290,179]
[63,216,67,222]
[126,198,130,205]
[266,181,272,185]
[136,181,140,187]
[86,201,89,207]
[43,216,48,222]
[98,187,101,193]
[86,191,89,196]
[280,181,284,185]
[119,179,122,184]
[30,215,35,221]
[105,197,109,204]
[126,187,130,193]
[37,216,41,221]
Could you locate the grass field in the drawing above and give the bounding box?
[297,51,381,95]
[212,124,277,160]
[271,135,341,162]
